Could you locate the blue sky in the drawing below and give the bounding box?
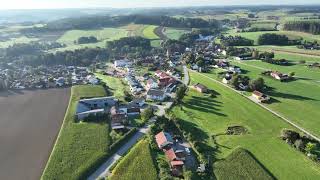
[1,0,320,9]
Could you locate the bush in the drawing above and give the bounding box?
[109,128,137,152]
[294,139,305,151]
[141,106,154,122]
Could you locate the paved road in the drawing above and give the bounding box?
[183,65,189,85]
[88,120,154,180]
[190,69,320,142]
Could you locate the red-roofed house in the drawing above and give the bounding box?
[155,131,174,149]
[252,90,270,103]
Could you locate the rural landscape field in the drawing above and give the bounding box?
[1,1,320,180]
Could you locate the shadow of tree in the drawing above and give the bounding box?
[267,91,316,101]
[183,96,227,117]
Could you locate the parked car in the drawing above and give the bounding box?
[185,147,191,155]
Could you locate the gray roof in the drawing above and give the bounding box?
[147,89,165,96]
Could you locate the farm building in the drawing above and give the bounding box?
[155,131,174,149]
[270,71,289,81]
[193,83,208,93]
[76,96,118,120]
[252,91,270,103]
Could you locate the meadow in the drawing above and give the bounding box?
[0,36,39,48]
[214,148,274,180]
[172,71,320,179]
[163,27,189,40]
[55,28,129,51]
[230,59,320,138]
[41,85,111,180]
[94,73,128,101]
[110,139,158,180]
[228,30,320,45]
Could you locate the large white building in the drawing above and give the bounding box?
[76,96,118,120]
[114,59,132,68]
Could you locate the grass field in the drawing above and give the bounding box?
[230,59,320,138]
[55,28,129,51]
[142,25,159,40]
[214,148,274,180]
[228,30,320,45]
[94,73,128,101]
[42,85,111,180]
[0,36,39,48]
[110,139,158,180]
[172,71,320,179]
[163,27,189,40]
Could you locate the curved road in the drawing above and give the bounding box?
[190,69,320,142]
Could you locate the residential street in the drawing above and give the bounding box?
[88,119,154,180]
[191,69,320,142]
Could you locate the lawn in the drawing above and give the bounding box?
[142,25,160,40]
[230,60,320,138]
[214,148,274,180]
[172,71,320,179]
[94,73,128,101]
[55,27,129,51]
[163,27,189,40]
[109,139,158,180]
[41,85,111,180]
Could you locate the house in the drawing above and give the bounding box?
[252,91,270,103]
[193,83,208,93]
[155,131,174,149]
[146,78,159,90]
[222,77,231,84]
[147,89,166,101]
[129,98,145,107]
[158,76,175,87]
[270,71,289,81]
[55,77,65,87]
[229,66,241,73]
[114,59,132,68]
[110,106,128,129]
[166,83,177,93]
[127,107,141,116]
[76,96,118,120]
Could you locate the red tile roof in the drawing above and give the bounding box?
[155,131,168,148]
[165,148,177,161]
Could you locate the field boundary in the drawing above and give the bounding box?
[190,69,320,142]
[40,88,72,179]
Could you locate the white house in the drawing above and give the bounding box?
[114,59,132,68]
[147,89,166,101]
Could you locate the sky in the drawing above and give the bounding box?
[0,0,320,10]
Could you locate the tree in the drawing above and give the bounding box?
[230,74,240,88]
[249,77,265,91]
[176,85,187,103]
[141,107,154,122]
[305,142,317,154]
[294,139,305,151]
[289,72,295,77]
[258,33,290,45]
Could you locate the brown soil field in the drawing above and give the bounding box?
[0,88,70,180]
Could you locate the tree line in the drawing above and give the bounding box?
[21,15,220,34]
[283,21,320,35]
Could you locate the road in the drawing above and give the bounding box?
[88,119,155,180]
[183,65,189,85]
[190,69,320,142]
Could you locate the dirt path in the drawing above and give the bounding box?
[190,69,320,142]
[0,88,70,180]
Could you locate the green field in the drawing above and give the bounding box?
[228,30,320,45]
[163,27,189,40]
[172,71,320,179]
[55,28,129,51]
[230,59,320,138]
[94,73,128,101]
[214,148,274,180]
[42,85,111,180]
[110,139,158,180]
[0,36,39,48]
[142,25,159,40]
